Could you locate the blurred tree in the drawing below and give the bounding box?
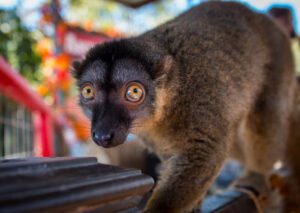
[0,9,41,83]
[67,0,184,36]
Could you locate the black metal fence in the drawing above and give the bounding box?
[0,95,34,158]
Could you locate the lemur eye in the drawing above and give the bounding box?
[81,84,95,100]
[125,82,145,103]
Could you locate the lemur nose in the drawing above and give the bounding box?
[92,131,114,147]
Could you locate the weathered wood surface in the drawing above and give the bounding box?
[0,157,258,213]
[0,157,154,213]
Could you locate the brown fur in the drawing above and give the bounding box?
[74,1,300,212]
[141,2,297,212]
[284,83,300,211]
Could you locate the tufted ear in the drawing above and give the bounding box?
[152,55,173,79]
[70,60,82,79]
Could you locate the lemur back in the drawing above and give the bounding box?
[73,2,298,212]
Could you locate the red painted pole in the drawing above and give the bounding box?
[33,112,54,157]
[0,57,56,157]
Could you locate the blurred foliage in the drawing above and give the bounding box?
[67,0,182,36]
[0,9,41,83]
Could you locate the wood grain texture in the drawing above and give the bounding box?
[0,157,154,213]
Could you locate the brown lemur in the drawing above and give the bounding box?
[72,1,298,212]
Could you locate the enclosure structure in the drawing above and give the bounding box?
[0,57,55,158]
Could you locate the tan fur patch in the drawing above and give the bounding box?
[153,87,170,123]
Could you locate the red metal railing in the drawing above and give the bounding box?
[0,56,54,157]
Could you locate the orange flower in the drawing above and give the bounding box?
[55,54,70,71]
[37,85,49,97]
[36,38,53,59]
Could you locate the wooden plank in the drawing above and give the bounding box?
[0,157,154,213]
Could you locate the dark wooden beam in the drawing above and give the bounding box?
[0,157,154,212]
[0,157,260,212]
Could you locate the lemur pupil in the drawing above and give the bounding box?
[133,88,138,93]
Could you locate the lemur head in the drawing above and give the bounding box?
[72,39,172,148]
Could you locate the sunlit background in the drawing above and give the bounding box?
[1,0,300,35]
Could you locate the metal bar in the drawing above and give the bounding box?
[0,57,56,157]
[0,57,53,115]
[0,96,35,158]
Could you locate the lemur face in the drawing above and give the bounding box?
[74,58,156,148]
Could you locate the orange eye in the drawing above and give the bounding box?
[125,82,145,103]
[81,84,95,100]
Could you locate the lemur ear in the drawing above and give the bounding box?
[70,60,82,78]
[152,55,173,79]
